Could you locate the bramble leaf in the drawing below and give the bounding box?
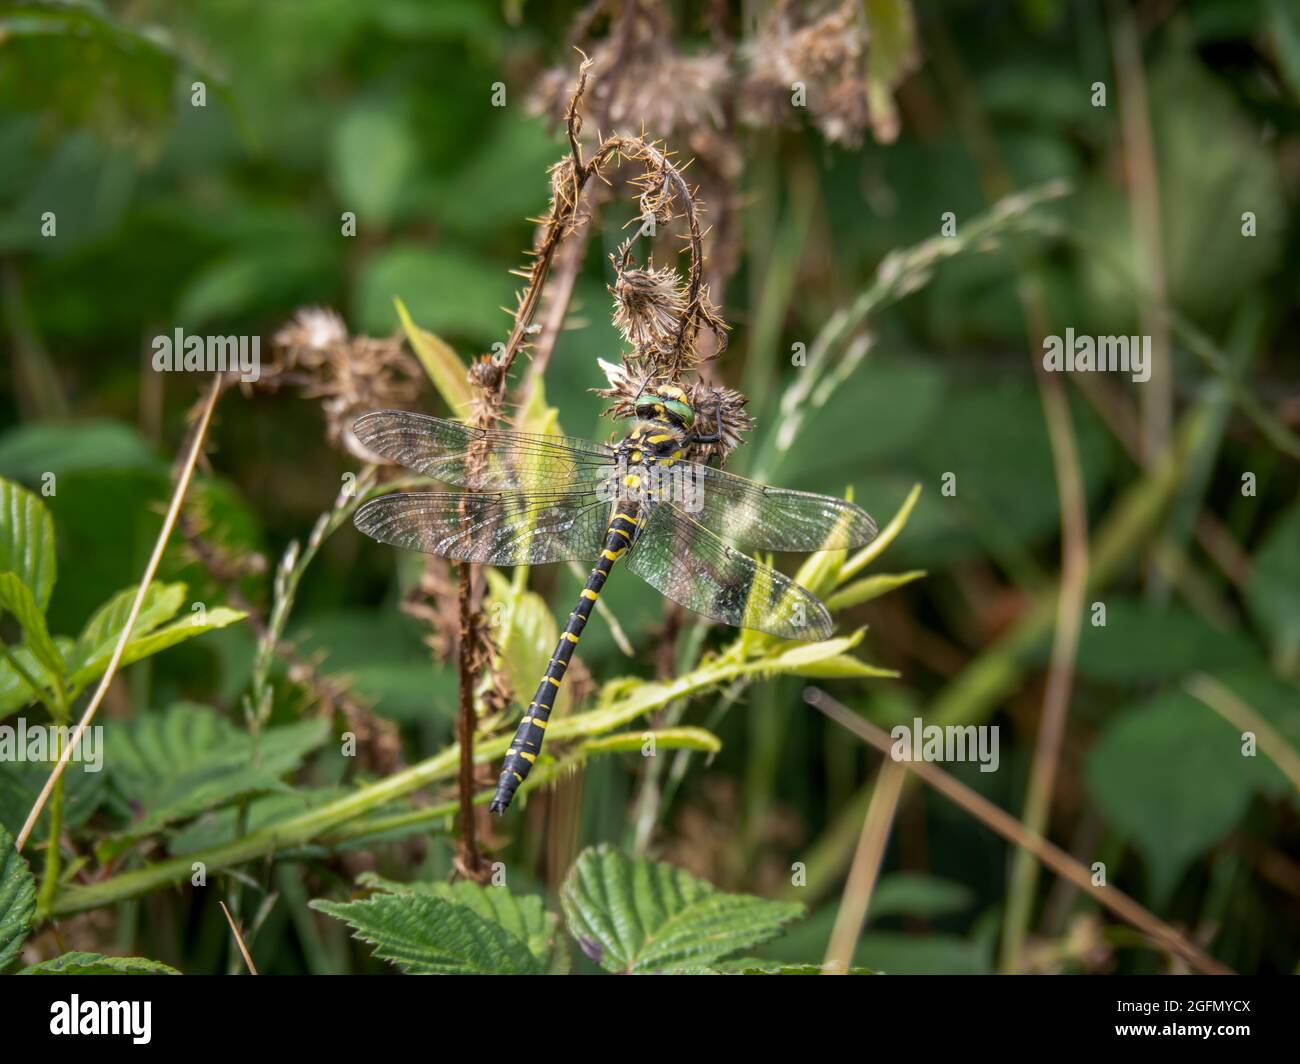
[560,845,804,974]
[310,891,547,975]
[0,823,36,970]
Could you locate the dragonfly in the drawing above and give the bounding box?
[352,384,877,814]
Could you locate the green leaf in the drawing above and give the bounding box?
[869,873,974,920]
[0,477,56,611]
[0,822,36,970]
[107,703,329,834]
[67,598,246,694]
[712,958,877,975]
[71,582,186,670]
[393,297,473,417]
[560,845,804,974]
[1246,501,1300,669]
[826,570,926,611]
[18,951,180,975]
[486,568,562,715]
[330,105,416,226]
[1085,669,1297,900]
[1042,598,1260,684]
[167,788,348,856]
[357,874,565,973]
[0,421,164,482]
[356,244,514,342]
[0,754,107,845]
[0,572,65,682]
[310,892,547,975]
[0,641,69,717]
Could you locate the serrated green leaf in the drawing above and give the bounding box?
[0,822,36,970]
[18,951,180,975]
[0,754,107,845]
[0,477,56,611]
[560,845,804,974]
[310,892,546,974]
[67,605,246,693]
[71,582,187,671]
[0,572,64,682]
[357,874,564,972]
[0,640,69,717]
[107,703,329,834]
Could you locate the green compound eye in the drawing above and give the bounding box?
[662,398,694,427]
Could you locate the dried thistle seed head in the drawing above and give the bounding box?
[740,0,873,147]
[273,306,348,357]
[530,1,728,146]
[269,306,423,459]
[611,260,688,360]
[685,381,755,465]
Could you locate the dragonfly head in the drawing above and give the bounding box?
[634,384,695,430]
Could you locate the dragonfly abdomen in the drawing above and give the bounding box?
[489,505,641,814]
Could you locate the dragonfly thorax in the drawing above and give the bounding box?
[621,418,690,461]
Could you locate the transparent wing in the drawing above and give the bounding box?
[626,504,833,641]
[676,462,877,551]
[354,491,610,565]
[353,410,616,491]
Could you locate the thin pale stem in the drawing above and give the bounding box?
[17,374,225,853]
[805,689,1233,976]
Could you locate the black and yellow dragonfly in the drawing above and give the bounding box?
[352,384,877,813]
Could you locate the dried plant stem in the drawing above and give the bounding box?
[1187,674,1300,795]
[520,226,591,405]
[455,566,481,878]
[219,901,259,975]
[1110,0,1172,475]
[822,761,906,974]
[928,29,1091,971]
[16,374,225,853]
[805,689,1233,976]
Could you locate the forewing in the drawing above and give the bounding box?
[353,410,615,490]
[626,505,833,641]
[354,491,610,565]
[682,462,877,552]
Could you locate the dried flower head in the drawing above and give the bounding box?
[611,261,687,359]
[269,306,423,460]
[608,234,728,374]
[531,1,728,145]
[741,0,873,147]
